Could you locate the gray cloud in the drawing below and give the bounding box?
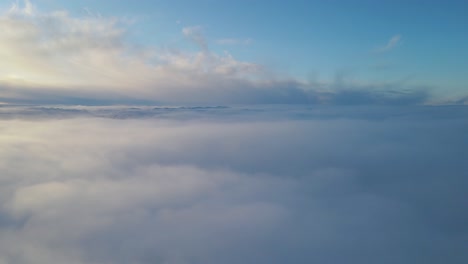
[0,78,434,106]
[0,105,467,263]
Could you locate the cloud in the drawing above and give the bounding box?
[8,0,34,15]
[0,105,467,263]
[0,2,270,104]
[182,26,208,51]
[374,34,402,53]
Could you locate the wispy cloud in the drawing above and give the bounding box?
[8,0,34,15]
[182,25,208,51]
[374,34,402,53]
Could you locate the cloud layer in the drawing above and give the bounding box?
[0,105,467,263]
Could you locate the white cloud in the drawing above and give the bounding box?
[0,106,467,263]
[0,2,270,104]
[374,34,402,53]
[8,0,34,15]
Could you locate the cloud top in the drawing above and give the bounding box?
[0,105,467,263]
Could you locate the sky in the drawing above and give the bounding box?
[0,1,467,263]
[0,0,467,105]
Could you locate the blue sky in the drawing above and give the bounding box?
[0,0,467,104]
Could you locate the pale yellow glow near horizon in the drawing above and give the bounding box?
[0,1,261,103]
